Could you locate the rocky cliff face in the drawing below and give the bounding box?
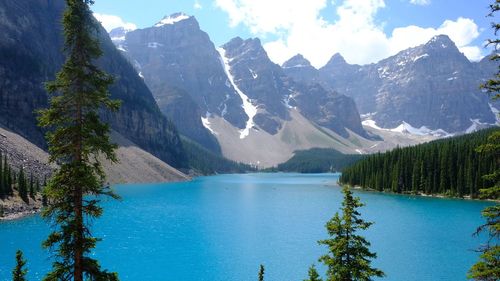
[282,54,320,85]
[219,37,291,134]
[316,35,496,133]
[282,55,371,138]
[118,13,249,152]
[220,37,370,138]
[0,0,187,168]
[117,15,369,149]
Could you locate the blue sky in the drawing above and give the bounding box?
[92,0,495,67]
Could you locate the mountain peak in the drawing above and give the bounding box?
[109,27,129,38]
[323,53,348,69]
[282,54,313,69]
[154,12,193,27]
[223,37,264,53]
[424,34,455,49]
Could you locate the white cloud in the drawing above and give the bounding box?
[410,0,431,5]
[215,0,328,34]
[215,0,484,67]
[194,0,203,9]
[93,13,137,32]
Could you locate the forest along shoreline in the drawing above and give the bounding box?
[3,171,498,222]
[340,183,500,203]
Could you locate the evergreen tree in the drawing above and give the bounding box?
[3,156,9,195]
[467,203,500,281]
[35,179,41,193]
[12,250,27,281]
[318,186,384,281]
[17,168,28,203]
[7,166,13,196]
[258,264,265,281]
[468,2,500,280]
[29,174,35,199]
[339,128,498,199]
[304,264,323,281]
[38,0,120,280]
[0,150,3,198]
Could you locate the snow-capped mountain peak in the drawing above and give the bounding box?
[282,54,314,69]
[154,12,191,27]
[426,34,454,49]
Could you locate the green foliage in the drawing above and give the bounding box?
[269,148,364,173]
[304,264,323,281]
[468,205,500,281]
[468,3,500,280]
[340,128,500,199]
[182,137,254,174]
[28,174,35,199]
[17,167,28,203]
[0,152,42,201]
[38,0,120,280]
[12,250,27,281]
[318,186,384,281]
[258,265,265,281]
[0,154,12,198]
[482,0,500,98]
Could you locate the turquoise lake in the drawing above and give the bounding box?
[0,173,493,280]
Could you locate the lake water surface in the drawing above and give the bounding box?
[0,173,492,280]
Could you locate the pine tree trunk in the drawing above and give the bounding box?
[74,187,83,281]
[74,55,84,281]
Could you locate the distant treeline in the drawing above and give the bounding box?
[339,128,499,199]
[182,137,255,174]
[0,150,44,203]
[268,148,365,173]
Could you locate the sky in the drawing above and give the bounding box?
[92,0,495,68]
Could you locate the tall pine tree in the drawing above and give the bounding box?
[38,0,120,280]
[468,2,500,280]
[318,186,384,281]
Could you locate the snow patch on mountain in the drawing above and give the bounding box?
[112,36,125,43]
[217,47,258,139]
[249,68,258,79]
[413,53,429,62]
[362,119,451,137]
[201,113,217,135]
[489,103,500,124]
[466,119,490,134]
[155,13,190,27]
[283,64,309,69]
[147,42,164,48]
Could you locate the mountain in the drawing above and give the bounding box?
[282,55,372,138]
[0,0,186,168]
[114,14,376,166]
[115,13,247,153]
[313,35,497,134]
[282,54,321,85]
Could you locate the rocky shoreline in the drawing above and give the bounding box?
[0,195,42,221]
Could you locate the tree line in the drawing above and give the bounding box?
[339,128,499,199]
[182,137,255,174]
[268,148,364,174]
[0,150,44,203]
